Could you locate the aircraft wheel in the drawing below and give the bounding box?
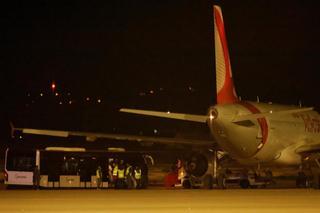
[296,171,308,188]
[240,179,250,189]
[312,174,320,189]
[182,180,191,189]
[217,175,226,189]
[203,174,213,189]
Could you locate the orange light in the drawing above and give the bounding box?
[51,82,56,90]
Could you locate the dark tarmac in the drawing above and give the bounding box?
[0,188,320,212]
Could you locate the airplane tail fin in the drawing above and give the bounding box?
[214,5,238,104]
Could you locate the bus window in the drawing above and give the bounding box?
[6,150,35,172]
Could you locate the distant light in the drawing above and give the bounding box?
[86,97,90,101]
[59,101,63,105]
[40,93,43,97]
[67,92,71,96]
[139,92,146,96]
[97,99,101,103]
[27,93,31,97]
[51,82,56,90]
[69,100,72,104]
[153,129,158,134]
[159,87,164,91]
[167,111,170,114]
[149,90,154,94]
[19,135,23,139]
[188,86,195,92]
[55,92,59,96]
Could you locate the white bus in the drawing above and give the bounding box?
[4,147,148,188]
[4,148,37,186]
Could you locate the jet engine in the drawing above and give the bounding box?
[185,153,208,177]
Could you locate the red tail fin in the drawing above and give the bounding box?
[214,6,238,104]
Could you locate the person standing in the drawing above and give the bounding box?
[33,165,40,190]
[96,166,102,189]
[134,166,142,189]
[116,161,125,189]
[125,163,134,189]
[112,161,118,188]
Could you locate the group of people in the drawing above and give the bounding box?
[96,159,143,189]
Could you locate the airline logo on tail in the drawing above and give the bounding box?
[214,6,238,104]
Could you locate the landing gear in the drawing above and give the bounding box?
[217,173,226,189]
[182,179,192,189]
[296,171,308,188]
[202,174,214,189]
[239,179,250,189]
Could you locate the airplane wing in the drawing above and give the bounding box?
[14,127,214,147]
[120,108,208,123]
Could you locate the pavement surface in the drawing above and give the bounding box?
[0,188,320,213]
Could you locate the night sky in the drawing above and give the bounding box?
[1,0,320,140]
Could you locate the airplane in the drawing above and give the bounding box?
[14,5,320,189]
[120,5,320,187]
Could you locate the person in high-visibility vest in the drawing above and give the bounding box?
[134,166,142,189]
[116,161,125,189]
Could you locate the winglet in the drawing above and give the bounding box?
[214,5,238,104]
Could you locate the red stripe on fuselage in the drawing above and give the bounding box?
[238,102,269,156]
[214,6,237,104]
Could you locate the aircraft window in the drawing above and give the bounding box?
[233,120,255,127]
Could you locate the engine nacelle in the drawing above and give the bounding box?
[184,153,209,177]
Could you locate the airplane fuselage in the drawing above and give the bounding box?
[208,101,320,165]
